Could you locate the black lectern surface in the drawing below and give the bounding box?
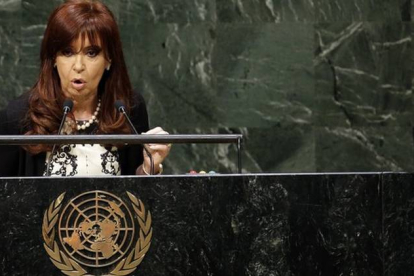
[0,173,412,275]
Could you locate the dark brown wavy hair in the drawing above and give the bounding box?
[25,0,133,154]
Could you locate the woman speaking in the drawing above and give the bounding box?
[0,0,170,176]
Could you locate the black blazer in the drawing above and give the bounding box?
[0,92,149,176]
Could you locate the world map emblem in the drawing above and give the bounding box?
[42,191,152,276]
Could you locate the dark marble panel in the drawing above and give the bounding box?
[315,0,409,21]
[0,174,386,275]
[120,23,219,128]
[315,22,412,127]
[162,125,314,174]
[315,126,414,172]
[204,175,291,275]
[285,174,382,275]
[0,175,290,275]
[20,0,61,92]
[0,0,22,109]
[240,125,315,173]
[123,22,315,130]
[213,23,314,128]
[162,128,242,174]
[118,0,217,24]
[216,0,314,22]
[382,173,414,276]
[403,0,412,21]
[412,0,414,22]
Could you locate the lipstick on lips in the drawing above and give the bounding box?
[71,78,86,90]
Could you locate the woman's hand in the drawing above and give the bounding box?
[140,127,171,174]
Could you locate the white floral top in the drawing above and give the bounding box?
[44,144,121,176]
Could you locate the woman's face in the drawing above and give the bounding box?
[55,36,110,102]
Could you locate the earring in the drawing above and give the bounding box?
[107,59,112,71]
[54,63,57,68]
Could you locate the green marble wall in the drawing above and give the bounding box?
[0,0,412,173]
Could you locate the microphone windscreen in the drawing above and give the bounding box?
[114,100,125,112]
[63,99,73,111]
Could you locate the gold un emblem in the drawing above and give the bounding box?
[42,190,152,276]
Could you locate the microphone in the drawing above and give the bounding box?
[46,99,73,176]
[114,100,154,175]
[63,99,73,114]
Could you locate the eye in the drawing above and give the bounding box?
[86,49,98,58]
[61,48,73,57]
[85,47,101,58]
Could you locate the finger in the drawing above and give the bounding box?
[150,131,169,135]
[144,127,166,134]
[143,143,165,151]
[146,144,171,151]
[148,130,168,135]
[146,143,171,148]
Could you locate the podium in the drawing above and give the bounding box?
[0,173,412,275]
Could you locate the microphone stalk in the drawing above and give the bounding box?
[46,99,73,176]
[115,100,154,175]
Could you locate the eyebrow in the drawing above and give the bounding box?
[84,45,102,51]
[60,45,102,54]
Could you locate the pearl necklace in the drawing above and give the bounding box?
[76,99,101,130]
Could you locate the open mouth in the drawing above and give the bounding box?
[72,79,85,84]
[71,78,86,90]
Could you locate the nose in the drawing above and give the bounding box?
[73,54,85,72]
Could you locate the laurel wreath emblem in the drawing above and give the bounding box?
[42,191,152,276]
